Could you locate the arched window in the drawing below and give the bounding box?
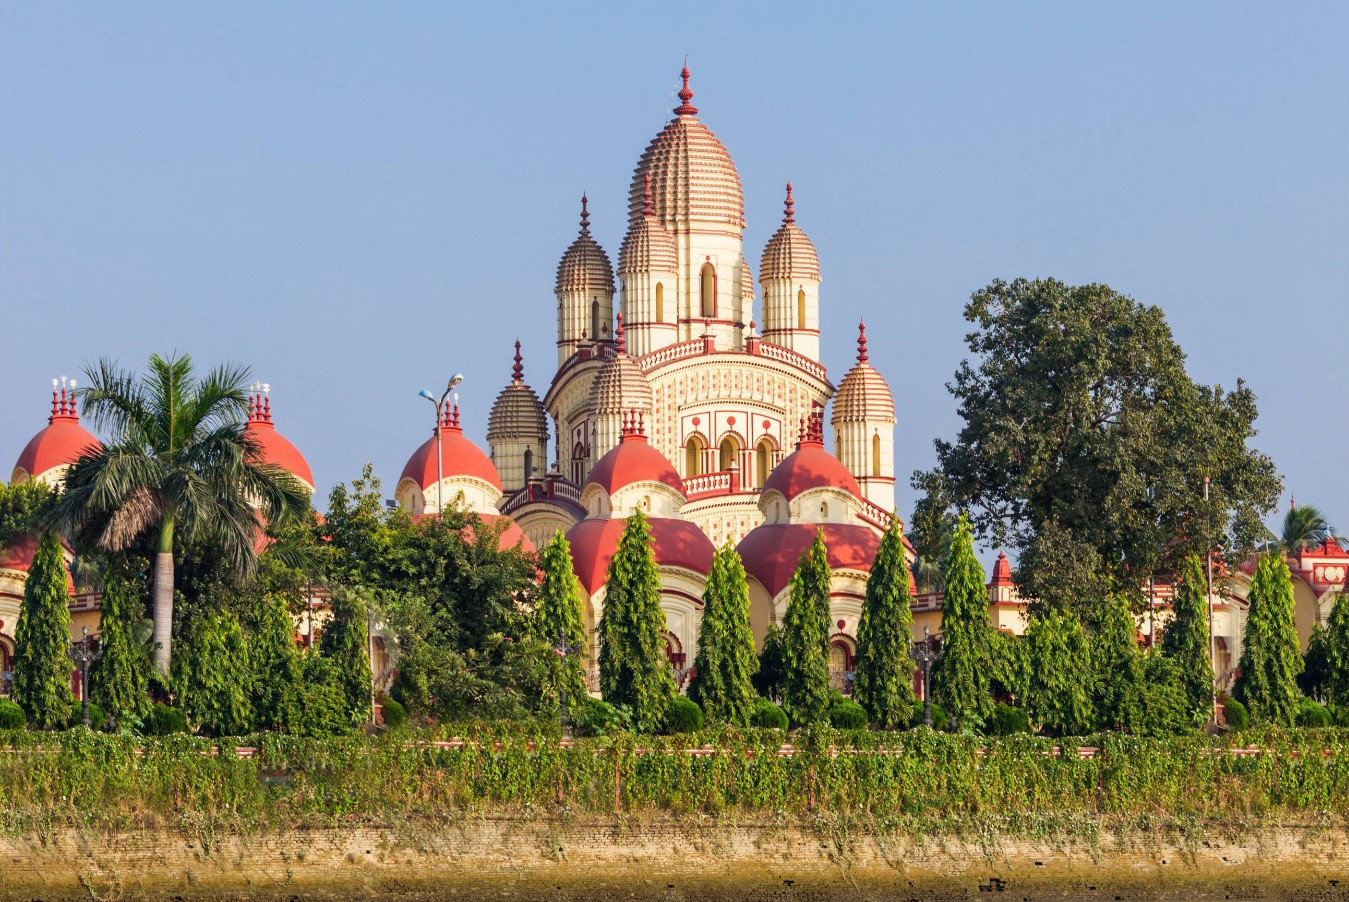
[523,448,534,480]
[828,640,854,694]
[797,288,807,329]
[590,300,601,342]
[655,282,664,322]
[755,440,772,487]
[572,441,586,485]
[871,434,881,477]
[700,263,716,319]
[684,436,704,477]
[718,435,739,471]
[820,501,829,518]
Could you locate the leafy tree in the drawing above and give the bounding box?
[596,510,674,732]
[0,481,55,548]
[11,531,74,728]
[248,590,303,731]
[1023,609,1094,737]
[319,586,374,724]
[1275,504,1340,553]
[1321,590,1349,709]
[931,514,993,727]
[48,354,311,675]
[1300,624,1332,703]
[1136,655,1195,736]
[780,531,832,725]
[854,519,917,728]
[908,480,956,593]
[914,278,1280,620]
[752,623,788,701]
[1091,593,1144,731]
[1234,554,1302,725]
[536,532,588,712]
[1161,554,1216,725]
[688,543,758,725]
[88,567,151,729]
[175,611,252,736]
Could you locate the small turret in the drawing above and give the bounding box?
[830,321,896,508]
[760,182,821,361]
[555,194,616,366]
[488,341,551,493]
[618,174,680,357]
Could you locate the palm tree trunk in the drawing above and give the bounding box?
[152,515,175,676]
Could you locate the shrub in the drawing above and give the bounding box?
[1295,697,1333,728]
[1333,705,1349,728]
[0,699,25,730]
[67,698,106,731]
[142,702,189,736]
[663,696,704,734]
[1222,697,1249,732]
[749,698,788,730]
[379,696,408,730]
[988,702,1031,736]
[828,698,868,731]
[911,702,949,731]
[571,697,626,737]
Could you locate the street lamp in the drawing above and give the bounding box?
[911,625,943,729]
[70,625,101,729]
[418,373,464,514]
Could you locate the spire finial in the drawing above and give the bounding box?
[615,311,626,354]
[637,410,645,437]
[512,339,524,382]
[50,380,60,420]
[642,173,654,217]
[856,320,869,363]
[784,181,795,224]
[674,63,698,116]
[579,193,591,236]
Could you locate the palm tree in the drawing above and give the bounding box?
[1276,504,1341,554]
[48,353,310,675]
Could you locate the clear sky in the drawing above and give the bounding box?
[3,2,1346,541]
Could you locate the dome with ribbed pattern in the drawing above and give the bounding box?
[618,177,678,274]
[760,182,820,282]
[590,349,653,416]
[555,195,615,294]
[488,342,549,441]
[831,323,895,423]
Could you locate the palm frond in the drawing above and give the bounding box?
[100,484,164,551]
[186,361,252,438]
[78,358,154,443]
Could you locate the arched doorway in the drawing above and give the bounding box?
[828,638,854,695]
[684,436,705,477]
[719,435,740,472]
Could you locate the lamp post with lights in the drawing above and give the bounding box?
[418,374,464,513]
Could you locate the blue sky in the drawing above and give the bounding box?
[3,2,1346,541]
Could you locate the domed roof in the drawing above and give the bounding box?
[589,315,654,415]
[243,393,315,490]
[566,515,715,594]
[400,406,503,492]
[12,386,102,483]
[487,342,549,441]
[627,67,744,232]
[737,522,880,599]
[555,195,615,295]
[586,414,684,497]
[739,255,754,305]
[0,533,76,595]
[831,323,895,423]
[762,411,861,502]
[761,183,820,282]
[618,174,678,275]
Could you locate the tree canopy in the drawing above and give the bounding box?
[931,514,993,727]
[688,543,758,725]
[853,519,918,728]
[780,531,832,726]
[1234,554,1302,725]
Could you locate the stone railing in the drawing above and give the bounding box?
[856,498,898,531]
[639,339,705,370]
[755,342,828,383]
[684,471,732,497]
[499,477,583,515]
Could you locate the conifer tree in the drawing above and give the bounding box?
[250,590,303,730]
[1300,625,1332,702]
[780,530,832,725]
[12,531,74,728]
[319,587,374,724]
[1091,593,1145,731]
[89,568,150,729]
[1234,554,1302,725]
[689,543,758,725]
[752,623,788,701]
[596,509,674,732]
[537,532,588,712]
[1323,590,1349,709]
[1161,554,1216,725]
[1024,609,1094,737]
[854,519,917,728]
[931,513,993,727]
[175,611,253,736]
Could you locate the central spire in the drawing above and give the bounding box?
[579,193,591,236]
[512,339,524,383]
[674,64,698,116]
[784,181,795,224]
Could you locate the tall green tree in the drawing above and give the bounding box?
[536,532,588,713]
[48,354,311,674]
[1300,624,1333,703]
[1091,593,1145,731]
[248,590,303,731]
[11,531,74,728]
[914,278,1280,619]
[88,567,151,729]
[931,514,993,728]
[596,510,674,732]
[1234,554,1302,725]
[319,587,374,724]
[908,479,956,593]
[1321,590,1349,709]
[1161,554,1215,725]
[1276,504,1339,554]
[175,611,252,736]
[854,519,918,728]
[1023,609,1094,737]
[752,623,788,702]
[780,531,832,725]
[689,543,758,725]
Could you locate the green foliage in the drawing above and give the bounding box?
[908,479,956,593]
[662,696,704,734]
[67,698,106,731]
[752,624,787,702]
[0,481,55,547]
[853,519,917,728]
[1092,593,1145,731]
[248,590,303,731]
[1222,697,1249,731]
[1323,590,1349,709]
[1301,625,1333,702]
[572,697,627,737]
[88,567,152,730]
[596,510,675,733]
[1278,504,1338,554]
[536,532,588,711]
[989,629,1028,703]
[827,698,868,731]
[319,587,374,724]
[0,699,26,730]
[1295,698,1333,728]
[1163,554,1216,725]
[688,544,758,725]
[932,514,993,727]
[1135,655,1195,737]
[988,702,1031,736]
[379,696,408,730]
[293,655,362,736]
[1023,609,1094,737]
[175,611,252,736]
[142,702,188,736]
[12,531,74,728]
[780,531,832,726]
[1235,555,1303,725]
[749,698,788,730]
[915,277,1281,620]
[913,701,950,731]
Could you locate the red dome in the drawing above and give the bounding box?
[736,523,880,599]
[566,517,714,594]
[245,420,314,490]
[586,431,684,497]
[762,437,860,502]
[0,534,76,595]
[400,424,503,493]
[13,395,101,483]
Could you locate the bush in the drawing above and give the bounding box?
[142,702,189,736]
[571,697,627,737]
[1333,705,1349,728]
[749,698,788,730]
[67,698,106,731]
[988,702,1031,736]
[0,699,25,730]
[663,696,704,734]
[911,701,949,730]
[379,696,408,730]
[1295,697,1333,728]
[828,698,868,731]
[1222,697,1249,732]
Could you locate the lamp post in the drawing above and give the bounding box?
[70,625,101,728]
[911,625,943,728]
[418,374,464,513]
